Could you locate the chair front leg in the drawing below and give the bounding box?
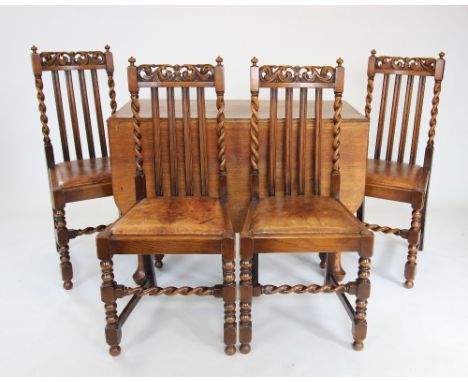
[222,238,237,355]
[352,255,371,351]
[239,237,253,354]
[53,208,73,290]
[100,258,121,356]
[405,208,423,288]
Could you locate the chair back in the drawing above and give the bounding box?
[31,45,117,168]
[249,57,344,200]
[127,57,226,201]
[365,50,445,168]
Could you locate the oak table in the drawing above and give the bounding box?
[107,99,369,280]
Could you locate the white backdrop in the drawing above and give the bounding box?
[0,5,467,215]
[1,5,468,377]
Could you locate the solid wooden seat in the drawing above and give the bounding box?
[50,157,111,190]
[366,159,429,192]
[31,45,117,289]
[111,197,227,237]
[359,50,445,288]
[245,196,364,236]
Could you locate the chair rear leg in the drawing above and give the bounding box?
[419,199,428,251]
[325,253,336,282]
[239,237,253,354]
[142,255,157,287]
[319,253,327,269]
[252,252,259,285]
[357,199,365,222]
[53,208,73,290]
[222,238,237,355]
[419,181,431,252]
[405,209,423,289]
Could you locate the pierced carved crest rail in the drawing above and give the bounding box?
[375,56,436,72]
[259,65,336,85]
[370,50,444,76]
[34,45,113,71]
[40,51,106,67]
[136,64,216,85]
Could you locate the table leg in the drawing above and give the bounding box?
[133,255,147,285]
[321,252,346,281]
[333,252,346,281]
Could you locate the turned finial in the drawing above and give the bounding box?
[371,49,377,56]
[439,52,445,59]
[31,45,38,53]
[251,57,258,66]
[128,56,136,66]
[105,44,111,52]
[216,56,223,66]
[336,57,344,66]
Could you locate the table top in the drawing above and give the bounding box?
[113,99,365,121]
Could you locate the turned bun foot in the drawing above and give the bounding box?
[225,345,236,355]
[155,259,163,269]
[319,261,326,269]
[404,280,414,289]
[132,270,146,286]
[352,341,364,351]
[109,345,121,356]
[239,343,251,354]
[63,281,73,290]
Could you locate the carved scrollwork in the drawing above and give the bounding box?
[136,64,216,83]
[375,56,436,73]
[259,65,335,84]
[40,51,107,67]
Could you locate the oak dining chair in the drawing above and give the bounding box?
[239,58,374,354]
[358,50,445,289]
[96,57,237,356]
[31,45,117,289]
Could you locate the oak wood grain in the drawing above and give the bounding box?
[109,100,369,232]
